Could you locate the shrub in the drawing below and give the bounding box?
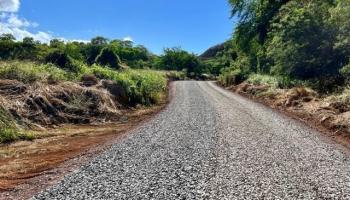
[247,74,279,88]
[45,50,85,74]
[340,62,350,82]
[165,71,187,81]
[247,74,306,89]
[267,1,341,81]
[45,50,70,68]
[95,47,121,69]
[0,107,20,143]
[0,107,36,143]
[219,68,247,87]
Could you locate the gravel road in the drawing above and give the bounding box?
[33,81,350,199]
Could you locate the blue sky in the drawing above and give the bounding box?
[0,0,235,54]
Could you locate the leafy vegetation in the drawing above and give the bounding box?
[216,0,350,93]
[95,47,121,69]
[0,61,167,106]
[0,107,34,143]
[0,34,212,78]
[152,47,209,78]
[0,61,70,83]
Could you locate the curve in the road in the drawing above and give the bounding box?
[33,81,350,199]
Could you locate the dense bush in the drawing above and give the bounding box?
[45,50,71,68]
[44,50,84,73]
[266,1,339,80]
[154,47,205,76]
[95,47,121,69]
[219,69,246,87]
[215,0,350,93]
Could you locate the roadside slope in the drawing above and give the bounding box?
[34,81,350,199]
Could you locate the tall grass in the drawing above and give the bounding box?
[0,61,70,83]
[0,61,168,106]
[0,107,34,143]
[89,65,167,105]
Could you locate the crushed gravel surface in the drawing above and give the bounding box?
[33,81,350,199]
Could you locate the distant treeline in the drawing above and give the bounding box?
[0,34,217,77]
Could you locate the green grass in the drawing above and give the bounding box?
[0,108,34,143]
[0,61,71,83]
[88,65,167,105]
[0,61,168,106]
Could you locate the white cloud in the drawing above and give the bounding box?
[7,13,35,27]
[0,12,53,42]
[59,38,90,44]
[0,0,119,44]
[123,36,133,42]
[0,23,52,42]
[0,0,20,12]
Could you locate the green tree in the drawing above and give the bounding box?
[266,1,337,79]
[49,39,65,49]
[155,47,203,75]
[330,0,350,58]
[91,36,109,46]
[64,42,84,61]
[95,47,121,69]
[19,37,37,60]
[0,34,16,59]
[0,34,16,42]
[45,50,73,69]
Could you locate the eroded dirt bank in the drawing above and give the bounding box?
[0,79,172,199]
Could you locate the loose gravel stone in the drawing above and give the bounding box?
[33,81,350,199]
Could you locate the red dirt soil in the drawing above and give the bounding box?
[0,81,175,200]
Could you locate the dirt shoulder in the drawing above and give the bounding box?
[0,82,173,200]
[219,82,350,150]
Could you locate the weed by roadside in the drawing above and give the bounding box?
[0,107,34,143]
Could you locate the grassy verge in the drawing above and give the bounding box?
[0,61,168,105]
[0,61,169,143]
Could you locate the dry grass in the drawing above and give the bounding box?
[0,104,166,192]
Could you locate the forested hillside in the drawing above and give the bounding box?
[207,0,350,93]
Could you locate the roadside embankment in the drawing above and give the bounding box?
[219,80,350,149]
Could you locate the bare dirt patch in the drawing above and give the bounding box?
[0,104,167,199]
